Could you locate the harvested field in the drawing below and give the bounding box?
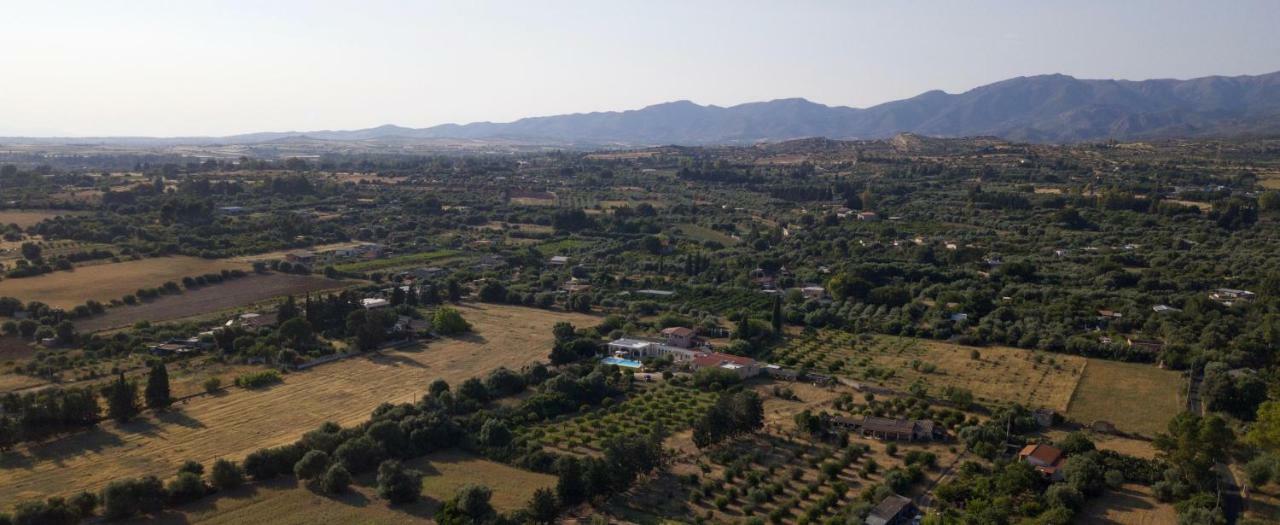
[139,450,553,524]
[1066,359,1185,436]
[0,256,248,308]
[770,333,1085,410]
[413,450,556,511]
[74,273,349,332]
[137,477,434,525]
[0,209,86,228]
[0,303,597,504]
[1077,484,1178,524]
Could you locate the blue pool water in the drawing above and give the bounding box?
[601,356,643,368]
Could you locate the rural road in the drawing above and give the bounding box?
[1188,368,1242,524]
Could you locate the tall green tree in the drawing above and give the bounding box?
[144,363,171,409]
[106,374,140,422]
[771,295,783,335]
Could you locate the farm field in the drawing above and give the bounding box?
[228,241,373,263]
[332,249,460,273]
[0,209,86,227]
[515,383,717,454]
[74,273,350,332]
[769,332,1085,410]
[0,303,598,504]
[621,429,956,524]
[1077,484,1178,525]
[1066,359,1185,436]
[0,256,248,308]
[674,222,739,245]
[139,450,554,524]
[481,221,553,234]
[412,450,557,511]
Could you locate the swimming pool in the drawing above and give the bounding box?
[601,356,643,368]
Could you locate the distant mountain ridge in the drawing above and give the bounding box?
[8,71,1280,146]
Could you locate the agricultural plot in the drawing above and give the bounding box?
[0,303,598,503]
[1077,484,1178,525]
[660,431,951,524]
[0,209,85,228]
[332,249,460,273]
[1066,359,1185,436]
[74,273,349,332]
[534,238,591,255]
[768,332,1084,410]
[674,222,739,245]
[515,384,717,454]
[682,289,773,315]
[142,450,555,524]
[0,256,248,308]
[413,450,557,511]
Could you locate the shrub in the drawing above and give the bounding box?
[203,377,223,393]
[166,472,206,504]
[234,370,282,389]
[210,459,244,490]
[321,464,352,495]
[376,460,423,504]
[294,450,331,480]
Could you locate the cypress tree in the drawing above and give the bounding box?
[106,374,140,422]
[772,296,783,336]
[145,363,171,409]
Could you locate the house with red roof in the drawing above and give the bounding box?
[1018,443,1066,481]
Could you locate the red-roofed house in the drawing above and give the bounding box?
[1018,443,1065,481]
[692,352,760,379]
[661,326,698,348]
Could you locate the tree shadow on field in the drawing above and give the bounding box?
[155,409,206,429]
[25,428,126,466]
[370,352,428,369]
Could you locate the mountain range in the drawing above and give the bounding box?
[9,71,1280,146]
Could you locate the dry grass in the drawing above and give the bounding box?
[413,449,556,511]
[0,303,598,504]
[1066,359,1185,436]
[773,334,1084,410]
[136,477,434,525]
[1077,484,1178,525]
[0,209,86,228]
[509,197,557,206]
[74,273,349,332]
[138,450,554,524]
[1043,429,1158,459]
[0,256,248,308]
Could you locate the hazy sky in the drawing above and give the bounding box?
[2,0,1277,136]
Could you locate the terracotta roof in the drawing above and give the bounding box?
[661,326,695,337]
[1019,443,1063,465]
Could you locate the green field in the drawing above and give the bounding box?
[333,250,460,273]
[1066,359,1186,437]
[674,223,739,245]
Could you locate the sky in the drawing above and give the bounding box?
[1,0,1277,136]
